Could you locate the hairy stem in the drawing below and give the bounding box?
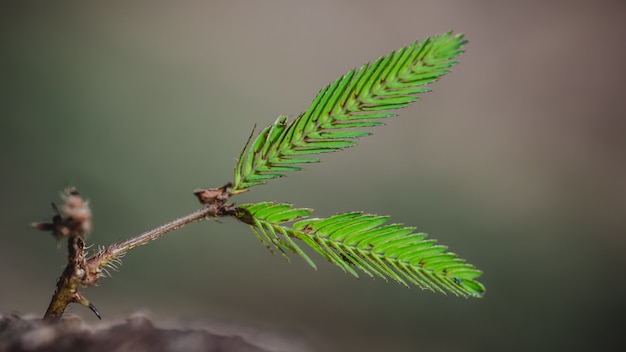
[92,205,220,268]
[44,236,89,320]
[43,200,234,320]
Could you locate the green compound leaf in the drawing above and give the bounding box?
[238,202,485,298]
[233,32,467,192]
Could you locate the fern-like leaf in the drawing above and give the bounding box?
[237,202,485,298]
[233,32,467,192]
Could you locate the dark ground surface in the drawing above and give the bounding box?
[0,313,310,352]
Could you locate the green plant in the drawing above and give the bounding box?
[32,32,484,320]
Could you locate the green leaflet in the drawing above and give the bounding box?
[238,202,485,298]
[233,32,467,192]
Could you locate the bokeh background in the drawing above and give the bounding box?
[1,1,625,351]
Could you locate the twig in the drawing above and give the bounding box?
[37,184,238,320]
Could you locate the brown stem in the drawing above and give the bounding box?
[44,236,87,320]
[43,202,235,320]
[90,205,221,270]
[40,184,236,320]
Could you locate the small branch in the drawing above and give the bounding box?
[38,184,237,320]
[90,205,221,271]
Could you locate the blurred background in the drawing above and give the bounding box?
[1,1,625,351]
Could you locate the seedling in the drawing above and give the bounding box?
[33,32,485,320]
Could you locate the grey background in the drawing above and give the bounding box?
[1,1,625,351]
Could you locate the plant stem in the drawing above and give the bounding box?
[43,204,228,320]
[44,236,88,320]
[94,205,219,267]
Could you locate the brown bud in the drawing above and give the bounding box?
[60,188,92,235]
[32,188,92,242]
[193,183,232,205]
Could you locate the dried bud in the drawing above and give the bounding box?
[193,183,232,205]
[32,188,92,242]
[60,188,92,235]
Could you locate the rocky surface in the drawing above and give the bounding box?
[0,313,311,352]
